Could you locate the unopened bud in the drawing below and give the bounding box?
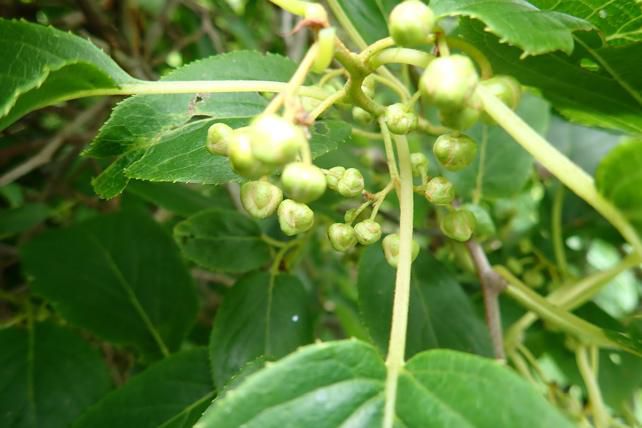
[326,166,346,191]
[424,176,454,205]
[354,220,382,245]
[240,181,283,219]
[228,130,274,179]
[328,223,357,251]
[384,103,417,135]
[281,162,327,203]
[207,123,233,155]
[337,168,365,198]
[433,132,477,171]
[410,152,429,177]
[440,208,476,242]
[277,199,314,236]
[250,114,304,165]
[420,54,479,111]
[382,233,420,267]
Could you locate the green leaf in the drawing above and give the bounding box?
[444,93,550,199]
[358,245,492,358]
[0,19,136,131]
[0,203,50,238]
[85,51,294,198]
[333,0,389,44]
[195,339,573,428]
[595,139,642,234]
[126,180,234,217]
[458,20,642,133]
[174,209,271,273]
[209,272,313,389]
[431,0,592,55]
[74,348,214,428]
[0,322,111,428]
[20,211,197,357]
[530,0,642,46]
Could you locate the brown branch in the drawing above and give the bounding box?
[465,239,507,360]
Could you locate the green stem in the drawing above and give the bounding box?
[383,134,414,428]
[472,124,488,204]
[308,88,346,120]
[577,346,609,428]
[552,185,569,279]
[478,86,642,257]
[378,119,400,184]
[368,48,434,69]
[496,266,619,349]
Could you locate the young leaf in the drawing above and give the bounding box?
[358,245,492,358]
[195,339,574,428]
[458,20,642,133]
[209,272,313,389]
[74,348,214,428]
[0,19,136,131]
[0,322,111,428]
[444,93,550,199]
[20,211,198,357]
[595,139,642,233]
[174,209,271,273]
[430,0,592,55]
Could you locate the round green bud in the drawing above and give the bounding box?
[420,54,479,111]
[304,3,328,23]
[277,199,314,236]
[354,220,382,245]
[384,103,417,135]
[410,152,429,177]
[439,99,481,131]
[524,269,545,288]
[424,176,454,205]
[326,166,346,191]
[327,223,357,251]
[311,27,336,73]
[480,75,521,110]
[433,132,477,171]
[240,181,283,219]
[352,106,373,124]
[440,208,476,242]
[281,162,327,203]
[337,168,365,198]
[228,130,274,179]
[382,233,420,267]
[207,123,233,155]
[388,1,435,47]
[250,114,305,165]
[362,75,376,99]
[461,203,495,240]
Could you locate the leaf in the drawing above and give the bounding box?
[457,20,642,133]
[358,245,492,358]
[430,0,592,55]
[444,93,550,199]
[195,339,573,428]
[548,116,621,175]
[0,19,136,131]
[0,322,111,428]
[74,348,214,428]
[20,211,198,357]
[126,180,235,217]
[85,51,294,198]
[333,0,389,44]
[209,272,313,389]
[529,0,642,46]
[0,203,50,238]
[174,209,271,273]
[595,139,642,234]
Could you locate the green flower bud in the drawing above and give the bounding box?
[424,176,454,205]
[480,75,521,110]
[439,106,480,131]
[207,123,233,155]
[312,27,336,73]
[240,181,283,219]
[524,269,545,288]
[337,168,365,198]
[384,103,417,135]
[382,233,420,267]
[354,220,382,245]
[277,199,314,236]
[327,223,357,251]
[480,75,522,123]
[433,132,477,171]
[440,208,476,242]
[304,3,328,23]
[362,75,376,99]
[250,114,305,165]
[281,162,327,203]
[228,130,274,179]
[326,166,346,191]
[352,106,373,124]
[410,152,429,177]
[461,203,495,240]
[420,54,479,111]
[388,1,435,47]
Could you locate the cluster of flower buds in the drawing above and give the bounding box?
[327,218,382,252]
